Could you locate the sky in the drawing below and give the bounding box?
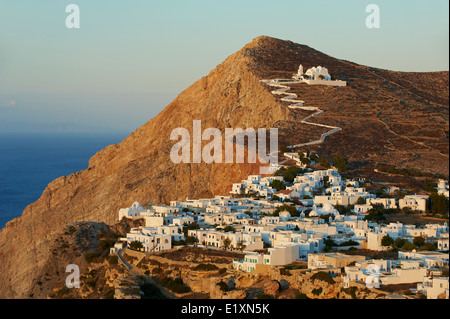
[0,0,448,133]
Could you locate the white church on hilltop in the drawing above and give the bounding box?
[294,64,346,87]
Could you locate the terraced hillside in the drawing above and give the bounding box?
[243,37,449,176]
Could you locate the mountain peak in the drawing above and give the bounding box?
[239,36,332,79]
[247,35,287,46]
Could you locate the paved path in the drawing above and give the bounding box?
[117,248,133,270]
[116,248,177,299]
[260,79,342,149]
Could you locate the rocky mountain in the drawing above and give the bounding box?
[0,36,448,298]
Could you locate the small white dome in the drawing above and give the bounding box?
[310,210,318,217]
[280,211,291,218]
[132,201,143,208]
[322,203,335,213]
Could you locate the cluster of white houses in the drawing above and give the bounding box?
[231,169,434,213]
[112,167,449,299]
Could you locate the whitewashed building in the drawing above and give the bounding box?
[399,195,429,212]
[366,198,398,209]
[126,228,172,253]
[118,201,146,220]
[417,276,449,299]
[233,244,301,272]
[293,64,346,86]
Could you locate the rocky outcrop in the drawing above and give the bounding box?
[263,280,281,296]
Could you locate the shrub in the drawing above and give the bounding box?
[216,281,229,292]
[364,209,386,222]
[424,242,437,251]
[193,263,219,271]
[185,236,197,245]
[356,197,366,205]
[312,287,323,296]
[85,279,97,289]
[324,237,337,250]
[295,292,309,299]
[270,180,286,191]
[335,204,354,215]
[403,241,416,251]
[108,255,118,265]
[218,268,227,275]
[223,226,235,233]
[185,222,200,230]
[160,277,189,294]
[430,193,449,215]
[333,156,348,172]
[381,235,394,247]
[280,145,290,153]
[66,226,76,234]
[284,264,307,270]
[56,286,70,298]
[99,239,115,251]
[395,238,407,248]
[413,236,426,247]
[172,240,186,246]
[129,240,144,251]
[141,283,166,299]
[341,286,357,299]
[311,272,335,285]
[316,157,330,168]
[152,268,162,275]
[280,268,292,276]
[104,289,115,299]
[84,251,98,263]
[283,166,305,183]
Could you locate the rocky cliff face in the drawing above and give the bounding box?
[0,36,448,298]
[0,36,288,298]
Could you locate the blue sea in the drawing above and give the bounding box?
[0,132,128,229]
